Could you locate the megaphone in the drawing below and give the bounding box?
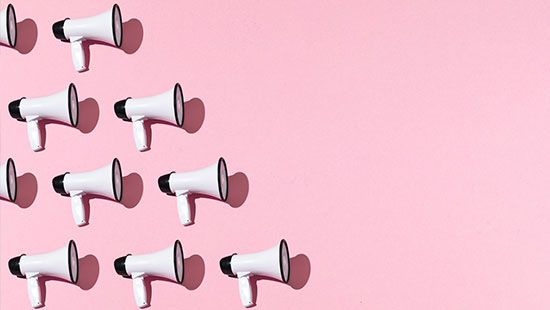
[52,4,123,72]
[8,240,79,308]
[0,3,16,47]
[0,158,17,202]
[114,83,184,151]
[52,158,123,226]
[8,83,79,151]
[158,157,228,225]
[114,240,184,308]
[220,239,290,308]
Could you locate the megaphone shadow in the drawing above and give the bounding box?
[0,172,38,208]
[38,97,100,150]
[142,254,205,307]
[0,18,37,54]
[36,254,99,307]
[80,18,143,71]
[16,18,38,54]
[77,254,100,290]
[15,172,37,208]
[79,172,143,225]
[249,254,311,307]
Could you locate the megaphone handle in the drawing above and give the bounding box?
[132,119,148,151]
[26,120,42,151]
[177,193,192,225]
[238,275,254,307]
[26,276,43,308]
[132,276,148,308]
[71,194,87,226]
[71,39,87,72]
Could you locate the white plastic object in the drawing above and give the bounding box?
[115,83,184,151]
[11,241,78,308]
[222,240,290,308]
[132,274,147,308]
[159,158,228,225]
[175,191,192,225]
[57,4,122,72]
[237,274,254,307]
[70,38,85,72]
[10,84,78,152]
[70,191,86,226]
[54,159,122,226]
[131,117,147,151]
[117,241,184,308]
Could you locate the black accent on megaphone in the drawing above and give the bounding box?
[7,4,17,48]
[218,157,228,202]
[52,18,70,42]
[112,158,123,202]
[52,173,70,196]
[8,254,26,278]
[114,254,131,278]
[68,240,79,284]
[68,83,79,127]
[112,4,122,48]
[174,240,184,284]
[174,83,184,127]
[8,98,24,121]
[7,158,17,202]
[114,98,131,121]
[279,239,290,283]
[158,172,175,196]
[219,253,237,278]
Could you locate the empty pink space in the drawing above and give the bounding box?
[2,0,550,309]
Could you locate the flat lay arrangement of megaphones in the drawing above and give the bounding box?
[2,2,301,308]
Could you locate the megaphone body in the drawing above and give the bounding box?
[158,157,228,225]
[0,158,17,202]
[0,3,16,47]
[52,4,123,72]
[52,158,122,226]
[220,240,290,307]
[8,240,79,308]
[115,83,184,151]
[114,240,184,308]
[8,83,79,151]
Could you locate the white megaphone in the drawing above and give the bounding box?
[52,158,123,226]
[220,239,290,308]
[0,3,16,47]
[52,4,123,72]
[0,158,17,202]
[158,157,228,225]
[8,240,79,308]
[114,83,184,151]
[8,83,79,151]
[114,240,185,308]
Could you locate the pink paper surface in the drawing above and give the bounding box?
[2,0,550,309]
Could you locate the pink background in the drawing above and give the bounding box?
[2,0,550,309]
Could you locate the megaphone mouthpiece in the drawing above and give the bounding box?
[8,98,24,121]
[8,254,25,278]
